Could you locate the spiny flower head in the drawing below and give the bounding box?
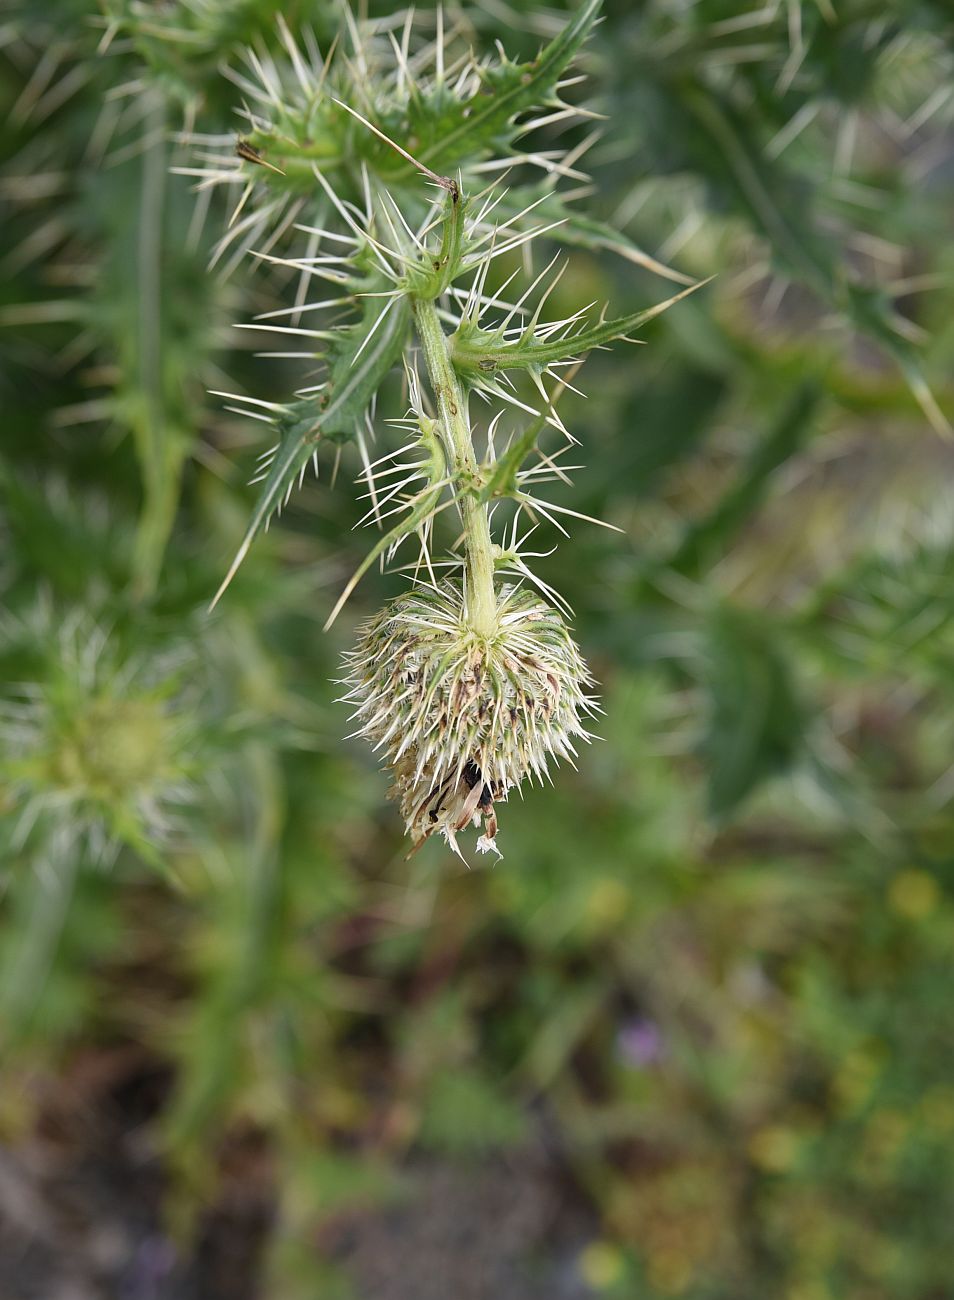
[341,580,597,858]
[0,606,200,870]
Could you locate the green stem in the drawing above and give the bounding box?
[132,90,182,600]
[412,294,497,636]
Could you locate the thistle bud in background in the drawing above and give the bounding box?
[342,582,596,858]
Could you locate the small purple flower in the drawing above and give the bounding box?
[120,1234,178,1300]
[616,1017,665,1069]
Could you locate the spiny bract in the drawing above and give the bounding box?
[341,581,597,858]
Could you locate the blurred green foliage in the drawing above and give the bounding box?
[2,2,954,1297]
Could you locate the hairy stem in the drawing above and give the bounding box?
[412,294,497,636]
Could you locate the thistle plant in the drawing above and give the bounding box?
[0,599,201,872]
[190,0,698,856]
[6,2,954,1289]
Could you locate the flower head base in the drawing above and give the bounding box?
[342,581,597,858]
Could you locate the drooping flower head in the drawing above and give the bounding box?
[341,580,597,858]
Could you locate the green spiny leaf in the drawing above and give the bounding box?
[211,293,410,609]
[676,81,951,435]
[797,535,954,681]
[321,289,412,444]
[210,403,321,611]
[451,279,707,378]
[416,0,603,173]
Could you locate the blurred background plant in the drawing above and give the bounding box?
[2,2,954,1298]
